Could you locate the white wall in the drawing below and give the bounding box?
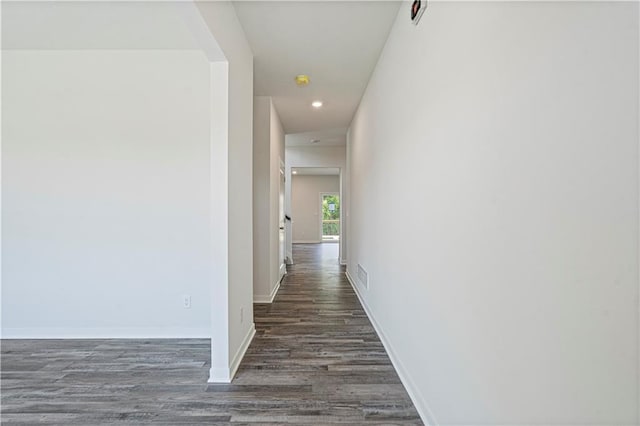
[253,97,271,300]
[347,2,639,425]
[253,96,285,302]
[196,1,255,382]
[285,146,347,262]
[2,50,212,337]
[291,175,340,243]
[269,100,286,284]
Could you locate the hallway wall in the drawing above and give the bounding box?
[291,175,340,243]
[347,2,639,424]
[253,97,285,302]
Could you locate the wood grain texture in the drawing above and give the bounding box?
[1,243,422,425]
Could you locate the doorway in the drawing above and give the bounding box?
[279,165,286,278]
[320,193,340,242]
[289,167,342,262]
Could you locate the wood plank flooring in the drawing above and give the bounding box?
[1,244,422,425]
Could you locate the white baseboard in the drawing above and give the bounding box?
[229,324,256,381]
[208,323,255,383]
[254,277,282,303]
[340,259,347,266]
[292,240,321,244]
[345,270,439,426]
[208,366,232,383]
[0,327,210,339]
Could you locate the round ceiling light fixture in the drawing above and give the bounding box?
[311,100,323,108]
[292,170,298,174]
[295,75,310,87]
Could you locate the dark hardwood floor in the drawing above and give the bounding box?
[1,243,422,425]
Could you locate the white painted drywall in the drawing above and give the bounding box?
[347,2,639,424]
[253,97,272,300]
[269,100,286,284]
[253,96,285,302]
[2,50,212,337]
[196,1,256,381]
[291,175,340,243]
[285,146,347,262]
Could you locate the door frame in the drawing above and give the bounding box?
[279,161,286,277]
[319,192,340,243]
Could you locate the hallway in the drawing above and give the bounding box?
[2,1,638,423]
[239,243,421,423]
[1,244,421,425]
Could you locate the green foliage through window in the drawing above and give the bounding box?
[322,195,340,237]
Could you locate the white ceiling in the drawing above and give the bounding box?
[234,1,401,135]
[286,128,348,147]
[2,1,223,58]
[292,167,340,176]
[4,0,401,142]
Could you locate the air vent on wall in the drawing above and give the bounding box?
[357,264,369,290]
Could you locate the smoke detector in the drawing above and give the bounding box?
[295,75,310,87]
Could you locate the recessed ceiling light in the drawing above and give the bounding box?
[295,75,310,87]
[292,170,298,174]
[311,101,323,108]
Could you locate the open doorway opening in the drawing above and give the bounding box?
[290,167,341,262]
[279,164,287,276]
[321,193,340,242]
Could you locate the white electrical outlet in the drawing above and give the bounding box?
[240,307,244,323]
[183,295,191,309]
